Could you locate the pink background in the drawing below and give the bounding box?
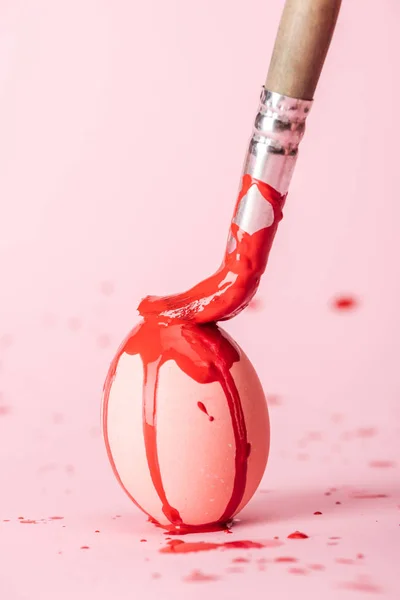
[1,0,399,598]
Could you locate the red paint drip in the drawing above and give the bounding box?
[288,531,309,539]
[138,176,285,324]
[197,401,215,421]
[160,539,269,554]
[104,321,249,534]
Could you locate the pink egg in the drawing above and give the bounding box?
[102,321,269,532]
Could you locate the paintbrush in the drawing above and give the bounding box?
[138,0,342,324]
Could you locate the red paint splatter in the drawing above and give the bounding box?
[104,321,251,534]
[275,557,298,563]
[138,176,285,324]
[80,546,90,550]
[289,567,307,575]
[197,401,215,422]
[183,570,220,583]
[95,530,100,533]
[332,296,358,311]
[140,539,147,542]
[309,564,325,571]
[160,539,276,554]
[314,511,322,515]
[369,460,396,469]
[288,531,308,539]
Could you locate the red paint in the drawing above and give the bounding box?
[197,401,215,421]
[288,531,309,539]
[0,405,11,416]
[103,321,249,534]
[333,296,358,311]
[351,492,388,500]
[369,460,395,468]
[336,558,355,565]
[356,427,376,438]
[274,557,298,563]
[49,516,64,520]
[183,570,220,583]
[309,564,325,571]
[232,557,250,563]
[138,176,285,324]
[140,539,147,542]
[95,530,100,533]
[19,519,37,524]
[314,511,322,515]
[340,578,382,594]
[336,501,342,505]
[80,546,90,550]
[160,539,270,554]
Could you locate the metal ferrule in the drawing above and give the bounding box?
[243,87,313,195]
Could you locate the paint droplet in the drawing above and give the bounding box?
[197,401,214,421]
[288,531,309,539]
[275,557,298,563]
[140,539,147,542]
[232,557,250,564]
[80,546,90,550]
[19,519,37,524]
[336,558,355,565]
[314,511,322,515]
[160,539,273,554]
[49,516,64,521]
[332,296,358,311]
[95,530,100,533]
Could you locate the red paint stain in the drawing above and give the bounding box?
[197,401,215,422]
[95,530,100,533]
[332,296,358,311]
[104,321,250,534]
[49,516,64,520]
[309,564,325,571]
[183,570,220,583]
[138,176,285,324]
[140,539,147,542]
[275,557,298,563]
[351,492,388,500]
[80,546,90,550]
[289,567,307,575]
[160,539,273,554]
[314,511,322,515]
[336,501,342,505]
[369,460,396,469]
[357,553,364,560]
[288,531,309,539]
[20,520,37,524]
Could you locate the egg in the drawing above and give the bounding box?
[102,319,269,532]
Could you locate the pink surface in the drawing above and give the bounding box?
[0,1,399,599]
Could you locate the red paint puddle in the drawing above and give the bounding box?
[80,546,90,550]
[183,570,220,583]
[160,539,277,554]
[275,557,298,563]
[332,296,358,311]
[336,558,355,565]
[0,405,11,416]
[369,460,396,469]
[309,564,325,571]
[289,567,307,575]
[288,531,308,539]
[197,401,214,422]
[314,511,322,515]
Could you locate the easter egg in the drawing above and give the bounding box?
[102,320,269,533]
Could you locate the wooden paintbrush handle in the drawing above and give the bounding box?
[266,0,341,100]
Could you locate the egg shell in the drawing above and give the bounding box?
[102,323,269,528]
